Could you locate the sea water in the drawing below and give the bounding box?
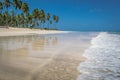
[77,32,120,80]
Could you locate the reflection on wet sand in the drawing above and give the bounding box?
[0,35,59,80]
[0,33,96,80]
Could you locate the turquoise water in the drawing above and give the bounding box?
[77,32,120,80]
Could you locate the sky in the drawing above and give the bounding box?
[27,0,120,31]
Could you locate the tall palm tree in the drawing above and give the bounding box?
[12,0,18,9]
[49,20,52,29]
[39,9,45,29]
[0,1,3,13]
[32,8,39,27]
[0,1,3,25]
[55,16,59,30]
[3,0,11,26]
[26,12,32,28]
[20,13,25,27]
[46,13,50,29]
[3,0,11,10]
[12,0,22,13]
[53,15,56,29]
[16,14,21,27]
[53,15,59,29]
[21,2,29,13]
[21,2,29,28]
[10,10,16,27]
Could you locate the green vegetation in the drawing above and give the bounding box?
[0,0,59,30]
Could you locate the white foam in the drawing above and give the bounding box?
[77,32,120,80]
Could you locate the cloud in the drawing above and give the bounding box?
[89,8,103,13]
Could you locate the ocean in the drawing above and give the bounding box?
[77,32,120,80]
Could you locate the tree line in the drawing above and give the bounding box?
[0,0,59,30]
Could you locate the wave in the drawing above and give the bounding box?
[77,32,120,80]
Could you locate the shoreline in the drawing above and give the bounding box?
[0,27,69,37]
[0,31,97,80]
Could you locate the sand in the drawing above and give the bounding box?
[0,27,68,36]
[0,29,95,80]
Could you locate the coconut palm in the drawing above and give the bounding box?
[21,2,29,13]
[20,13,25,27]
[53,15,59,29]
[21,2,29,27]
[0,0,59,30]
[0,1,3,13]
[39,9,45,29]
[10,10,16,27]
[26,12,32,28]
[55,16,59,30]
[0,2,3,25]
[16,14,21,27]
[3,0,11,10]
[49,20,52,29]
[46,13,50,29]
[3,0,11,26]
[12,0,18,9]
[32,8,39,27]
[53,15,56,29]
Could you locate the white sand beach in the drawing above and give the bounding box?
[0,27,68,36]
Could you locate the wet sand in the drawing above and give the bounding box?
[0,32,97,80]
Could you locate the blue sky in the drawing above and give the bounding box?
[27,0,120,31]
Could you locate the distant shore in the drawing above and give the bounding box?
[0,27,68,36]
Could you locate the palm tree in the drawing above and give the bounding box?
[0,1,3,25]
[21,2,29,28]
[39,9,45,29]
[46,13,50,29]
[53,15,59,29]
[55,16,59,30]
[3,0,11,10]
[12,0,22,10]
[3,0,11,26]
[21,2,29,13]
[32,8,39,27]
[10,10,16,27]
[53,15,56,29]
[0,1,3,13]
[12,0,22,14]
[49,20,52,29]
[16,14,21,27]
[20,13,25,27]
[26,12,32,28]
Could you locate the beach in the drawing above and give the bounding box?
[0,29,97,80]
[0,27,67,37]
